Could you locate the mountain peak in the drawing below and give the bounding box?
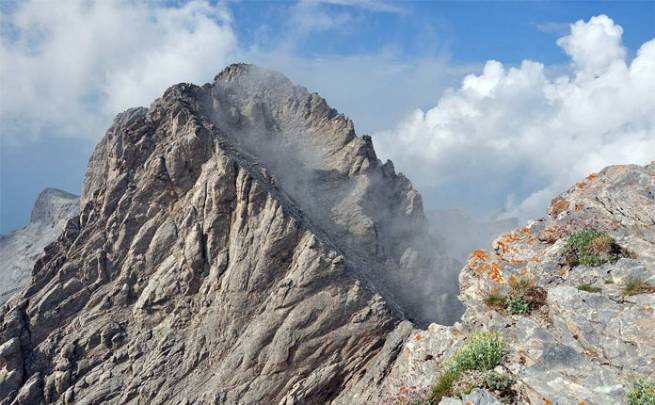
[1,65,461,404]
[30,188,78,224]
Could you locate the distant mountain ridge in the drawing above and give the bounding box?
[0,188,79,303]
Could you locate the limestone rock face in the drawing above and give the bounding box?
[340,163,655,404]
[0,189,79,303]
[0,64,461,404]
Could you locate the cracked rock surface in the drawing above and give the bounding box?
[341,163,655,404]
[0,64,462,404]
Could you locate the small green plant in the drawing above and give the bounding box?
[626,379,655,405]
[452,332,504,372]
[483,291,506,308]
[506,295,529,315]
[564,229,620,267]
[622,277,654,296]
[485,371,512,391]
[577,283,602,293]
[428,332,505,403]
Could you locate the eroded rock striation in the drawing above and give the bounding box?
[341,163,655,404]
[0,189,79,303]
[0,64,462,404]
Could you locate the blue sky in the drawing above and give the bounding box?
[1,0,654,233]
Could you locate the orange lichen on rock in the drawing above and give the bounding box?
[522,226,530,234]
[576,181,587,189]
[549,197,570,217]
[504,232,521,244]
[415,335,422,340]
[528,256,542,262]
[489,262,504,283]
[586,173,598,181]
[510,259,527,265]
[497,241,508,254]
[575,202,583,211]
[471,249,488,260]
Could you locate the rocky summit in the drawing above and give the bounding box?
[0,64,652,405]
[0,64,461,404]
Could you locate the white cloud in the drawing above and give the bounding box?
[0,0,235,142]
[374,15,655,222]
[286,0,402,37]
[557,15,626,77]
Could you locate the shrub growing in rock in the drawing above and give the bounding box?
[564,230,621,267]
[485,371,512,391]
[428,332,505,402]
[506,296,529,315]
[626,379,655,405]
[452,332,504,372]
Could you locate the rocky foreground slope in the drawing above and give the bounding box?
[0,189,79,303]
[338,163,655,404]
[0,64,462,404]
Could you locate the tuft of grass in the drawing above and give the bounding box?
[508,276,532,296]
[506,296,529,315]
[429,368,460,402]
[626,379,655,405]
[564,229,621,267]
[483,291,507,309]
[577,283,602,293]
[485,371,512,391]
[622,277,654,296]
[428,332,505,403]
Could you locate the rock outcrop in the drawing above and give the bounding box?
[0,189,79,303]
[339,163,655,404]
[0,64,462,404]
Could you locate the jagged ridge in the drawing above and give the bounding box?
[0,64,461,404]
